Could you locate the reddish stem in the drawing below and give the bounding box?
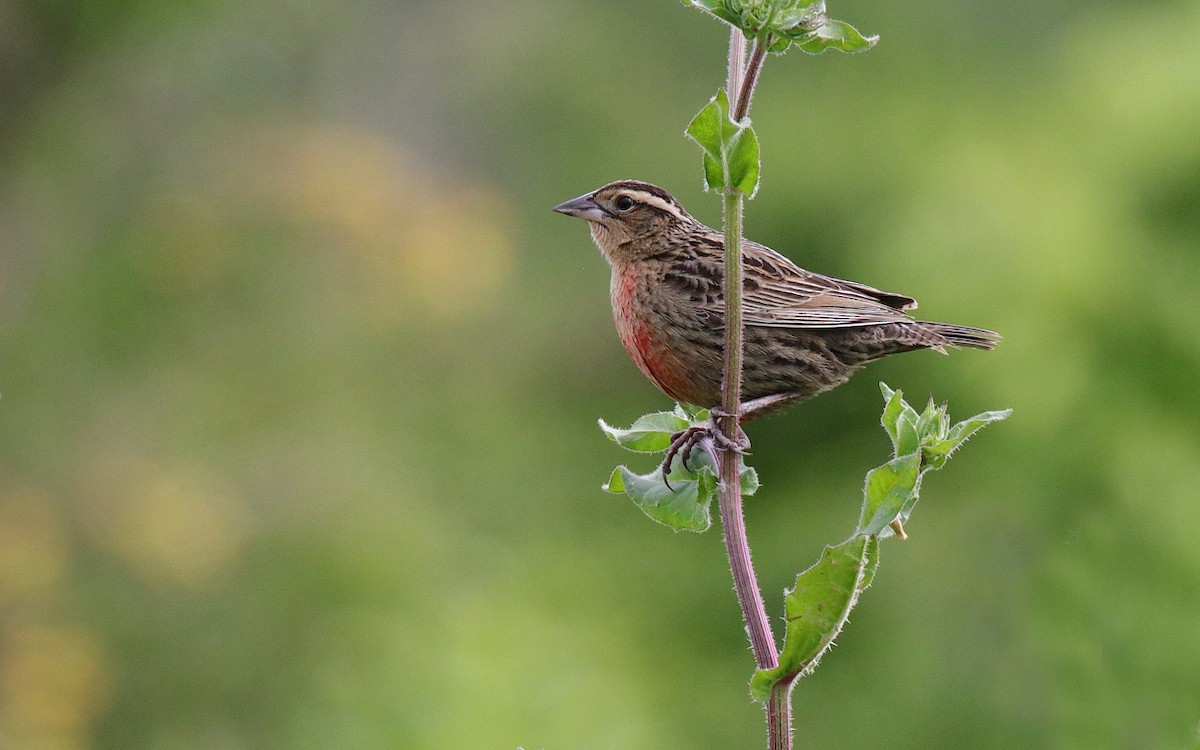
[717,26,788,750]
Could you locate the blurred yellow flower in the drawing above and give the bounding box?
[0,625,110,750]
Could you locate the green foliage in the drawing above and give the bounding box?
[750,535,877,699]
[779,14,878,55]
[3,0,1200,746]
[750,384,1010,699]
[598,408,692,452]
[600,407,760,531]
[682,0,877,55]
[686,88,761,196]
[858,452,921,536]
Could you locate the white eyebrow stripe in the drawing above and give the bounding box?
[621,190,685,220]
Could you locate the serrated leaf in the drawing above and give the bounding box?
[727,124,761,196]
[608,464,716,532]
[751,535,875,700]
[855,536,880,592]
[947,409,1013,443]
[598,411,690,453]
[744,388,1008,697]
[857,451,921,536]
[923,408,1012,467]
[794,18,878,54]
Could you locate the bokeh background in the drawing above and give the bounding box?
[1,0,1198,747]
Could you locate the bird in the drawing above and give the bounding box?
[554,179,998,431]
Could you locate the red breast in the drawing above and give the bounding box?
[611,265,698,404]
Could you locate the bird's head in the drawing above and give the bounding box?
[554,180,694,260]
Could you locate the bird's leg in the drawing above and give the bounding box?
[705,406,752,454]
[736,391,807,422]
[659,393,804,490]
[705,392,806,461]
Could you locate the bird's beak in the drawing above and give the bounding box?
[553,193,609,221]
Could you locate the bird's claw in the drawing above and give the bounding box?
[706,407,751,455]
[660,426,711,490]
[660,416,751,491]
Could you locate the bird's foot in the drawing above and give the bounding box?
[706,407,752,454]
[660,411,750,490]
[660,426,711,490]
[735,392,807,422]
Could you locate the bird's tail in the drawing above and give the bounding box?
[919,322,1001,350]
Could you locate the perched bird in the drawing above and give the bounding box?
[554,180,998,423]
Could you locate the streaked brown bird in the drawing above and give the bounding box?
[554,180,998,423]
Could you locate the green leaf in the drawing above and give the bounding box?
[685,93,724,160]
[599,401,757,528]
[682,0,876,55]
[740,463,760,495]
[878,382,920,456]
[744,387,1009,697]
[857,451,921,536]
[663,445,760,498]
[680,0,743,28]
[767,35,792,54]
[602,466,627,494]
[856,536,880,592]
[603,464,717,532]
[675,403,709,421]
[895,411,920,456]
[686,88,759,196]
[598,411,689,453]
[914,398,948,445]
[727,124,761,197]
[701,153,724,191]
[794,18,879,54]
[751,535,876,699]
[947,409,1014,444]
[922,408,1012,468]
[879,383,905,450]
[774,2,825,33]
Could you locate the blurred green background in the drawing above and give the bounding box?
[1,0,1198,748]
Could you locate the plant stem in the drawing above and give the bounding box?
[733,36,768,122]
[767,681,796,750]
[727,27,747,101]
[717,24,789,750]
[718,187,775,668]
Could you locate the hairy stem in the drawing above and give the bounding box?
[727,27,747,101]
[733,35,769,122]
[767,680,796,750]
[719,188,776,667]
[718,25,787,750]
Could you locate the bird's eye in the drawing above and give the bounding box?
[615,195,636,211]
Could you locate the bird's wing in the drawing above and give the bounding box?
[738,242,918,329]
